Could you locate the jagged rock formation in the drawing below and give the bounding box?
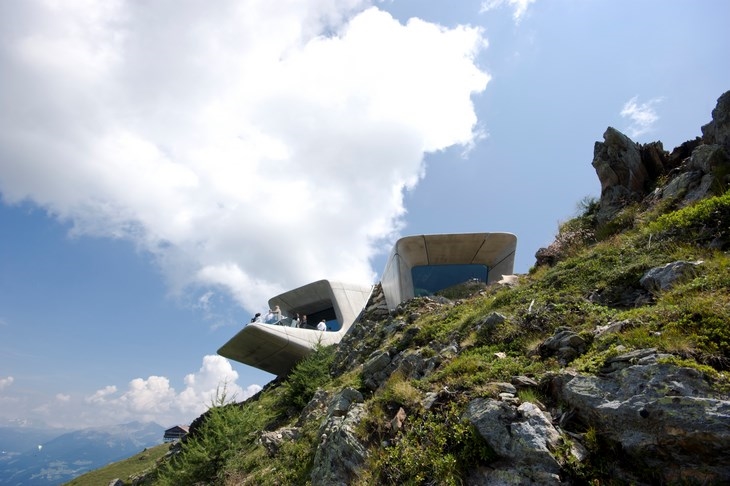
[592,91,730,225]
[553,357,730,484]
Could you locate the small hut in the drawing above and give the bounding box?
[163,425,189,442]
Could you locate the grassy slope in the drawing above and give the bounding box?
[63,443,170,486]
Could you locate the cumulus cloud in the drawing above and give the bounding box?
[86,385,118,404]
[480,0,537,23]
[56,393,71,402]
[0,1,489,313]
[83,355,260,426]
[0,376,14,391]
[621,95,663,138]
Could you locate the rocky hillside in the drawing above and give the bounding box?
[140,91,730,485]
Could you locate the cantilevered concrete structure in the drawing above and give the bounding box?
[218,280,372,376]
[380,232,517,310]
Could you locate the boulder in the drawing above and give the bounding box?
[701,90,730,150]
[639,260,702,293]
[465,399,563,478]
[297,389,330,426]
[260,427,300,456]
[539,327,587,364]
[362,350,392,390]
[311,402,368,486]
[660,143,730,205]
[327,387,364,417]
[552,360,730,484]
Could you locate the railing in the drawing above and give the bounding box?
[249,314,328,330]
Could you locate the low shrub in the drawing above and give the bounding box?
[280,344,336,410]
[364,401,495,485]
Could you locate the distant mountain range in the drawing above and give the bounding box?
[0,421,165,485]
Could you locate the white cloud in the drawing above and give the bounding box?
[620,95,663,138]
[86,385,118,404]
[480,0,537,23]
[0,1,489,314]
[56,393,71,402]
[0,376,14,391]
[82,355,260,426]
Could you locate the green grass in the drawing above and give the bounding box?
[63,442,170,486]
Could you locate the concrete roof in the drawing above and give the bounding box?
[380,232,517,309]
[217,280,372,376]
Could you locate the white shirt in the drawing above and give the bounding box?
[317,320,327,331]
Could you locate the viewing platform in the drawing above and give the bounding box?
[217,280,373,376]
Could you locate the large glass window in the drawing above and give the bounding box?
[293,307,339,331]
[411,264,488,297]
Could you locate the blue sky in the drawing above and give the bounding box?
[1,0,728,429]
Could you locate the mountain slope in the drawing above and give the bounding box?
[137,90,730,485]
[0,421,164,485]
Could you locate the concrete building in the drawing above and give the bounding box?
[218,232,516,376]
[217,280,373,376]
[380,232,517,309]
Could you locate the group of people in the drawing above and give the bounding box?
[249,307,328,331]
[249,305,283,325]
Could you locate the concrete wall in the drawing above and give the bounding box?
[218,280,372,376]
[381,233,517,310]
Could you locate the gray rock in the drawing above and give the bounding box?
[552,362,730,483]
[512,376,539,388]
[297,389,330,426]
[362,350,392,390]
[687,143,729,173]
[394,348,438,380]
[477,312,508,340]
[465,399,562,475]
[466,464,562,485]
[311,402,368,486]
[701,90,730,150]
[327,387,364,417]
[260,427,300,456]
[440,343,459,359]
[594,319,629,337]
[539,327,587,364]
[482,312,507,327]
[639,260,702,293]
[592,127,647,223]
[422,391,439,410]
[493,382,518,394]
[661,169,704,200]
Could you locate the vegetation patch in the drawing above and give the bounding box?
[279,344,337,410]
[362,401,495,486]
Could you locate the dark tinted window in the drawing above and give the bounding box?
[301,307,339,331]
[411,264,488,296]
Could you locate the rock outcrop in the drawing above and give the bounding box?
[592,126,663,223]
[310,388,367,485]
[552,357,730,484]
[592,91,730,226]
[702,90,730,149]
[466,399,564,484]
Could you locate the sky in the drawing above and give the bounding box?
[0,0,728,430]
